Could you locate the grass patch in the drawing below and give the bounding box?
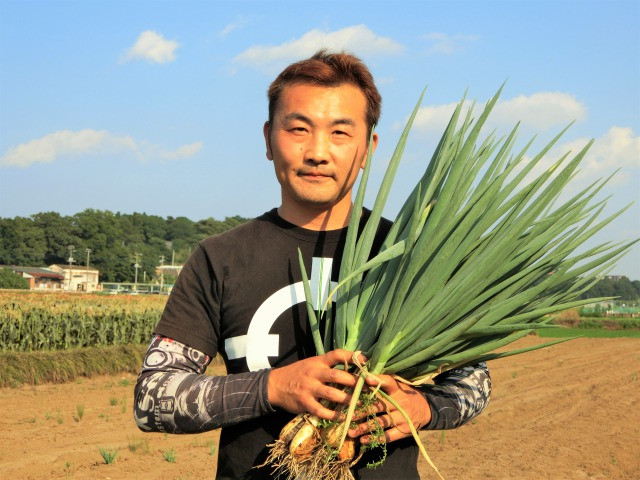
[551,310,640,330]
[128,436,150,455]
[0,344,226,388]
[99,447,118,465]
[0,344,147,388]
[162,447,176,463]
[538,328,640,338]
[73,404,85,422]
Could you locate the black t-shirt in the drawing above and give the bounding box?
[155,208,420,479]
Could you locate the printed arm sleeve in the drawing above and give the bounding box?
[134,335,275,434]
[419,362,491,430]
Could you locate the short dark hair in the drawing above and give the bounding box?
[267,50,381,137]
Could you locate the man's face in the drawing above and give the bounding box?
[264,82,378,218]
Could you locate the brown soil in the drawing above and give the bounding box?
[1,336,639,479]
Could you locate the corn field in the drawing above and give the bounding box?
[0,291,165,352]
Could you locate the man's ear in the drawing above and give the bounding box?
[360,132,379,169]
[263,121,273,161]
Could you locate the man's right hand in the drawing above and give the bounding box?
[267,349,362,420]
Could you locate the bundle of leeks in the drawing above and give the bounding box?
[264,86,636,480]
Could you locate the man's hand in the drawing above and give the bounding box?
[348,374,432,444]
[267,349,362,421]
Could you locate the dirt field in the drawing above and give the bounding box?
[1,335,638,479]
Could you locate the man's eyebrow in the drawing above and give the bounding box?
[281,113,356,127]
[282,113,312,124]
[331,118,356,127]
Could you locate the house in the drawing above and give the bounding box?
[8,266,65,290]
[604,275,627,282]
[49,264,100,292]
[155,264,183,278]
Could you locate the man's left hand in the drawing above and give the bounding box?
[347,374,431,444]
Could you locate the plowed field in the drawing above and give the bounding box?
[1,335,638,479]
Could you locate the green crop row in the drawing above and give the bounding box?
[0,292,164,351]
[0,309,160,352]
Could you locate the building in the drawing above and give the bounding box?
[8,266,65,290]
[49,264,100,292]
[155,264,183,278]
[604,275,627,282]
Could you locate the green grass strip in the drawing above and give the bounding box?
[0,344,148,388]
[537,328,640,338]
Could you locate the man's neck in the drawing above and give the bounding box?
[277,203,352,231]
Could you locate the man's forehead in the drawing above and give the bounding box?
[274,82,367,119]
[279,80,364,96]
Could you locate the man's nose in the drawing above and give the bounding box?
[305,133,330,164]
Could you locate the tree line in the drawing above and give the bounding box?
[0,210,638,299]
[580,276,640,301]
[0,210,249,283]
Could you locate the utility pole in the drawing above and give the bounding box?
[85,248,92,292]
[159,255,165,294]
[67,245,75,291]
[133,253,141,292]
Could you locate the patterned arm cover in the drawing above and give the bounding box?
[134,335,274,433]
[420,363,492,430]
[134,335,491,433]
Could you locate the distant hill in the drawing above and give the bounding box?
[580,275,640,301]
[0,210,250,282]
[1,211,637,298]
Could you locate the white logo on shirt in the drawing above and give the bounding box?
[224,257,336,371]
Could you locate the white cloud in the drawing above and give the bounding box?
[493,93,587,130]
[0,130,202,168]
[233,25,403,73]
[409,92,587,134]
[219,16,247,38]
[404,94,636,199]
[157,142,204,160]
[553,126,639,183]
[122,30,179,64]
[423,32,480,54]
[504,126,639,200]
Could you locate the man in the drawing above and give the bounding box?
[134,50,491,479]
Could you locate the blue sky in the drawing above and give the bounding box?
[1,0,638,278]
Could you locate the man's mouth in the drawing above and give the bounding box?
[298,171,333,179]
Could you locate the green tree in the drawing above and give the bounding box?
[74,209,129,282]
[585,278,616,298]
[0,217,46,265]
[195,215,249,240]
[581,276,640,301]
[614,277,637,301]
[0,218,10,263]
[164,216,195,264]
[0,268,29,289]
[31,212,76,265]
[0,209,249,283]
[166,216,195,242]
